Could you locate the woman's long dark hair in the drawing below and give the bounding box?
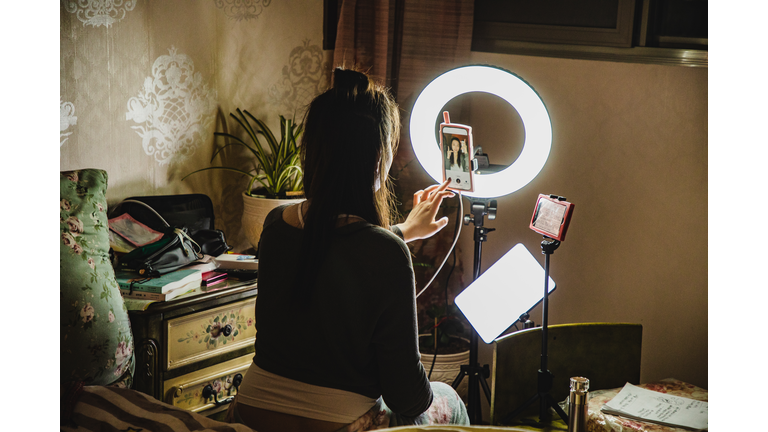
[448,137,464,168]
[296,67,400,295]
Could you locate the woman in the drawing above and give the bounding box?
[227,68,469,432]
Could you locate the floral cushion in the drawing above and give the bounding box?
[60,169,134,387]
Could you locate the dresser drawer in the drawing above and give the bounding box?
[163,354,253,413]
[166,297,257,370]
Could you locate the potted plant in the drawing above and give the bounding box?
[419,304,471,401]
[184,109,305,250]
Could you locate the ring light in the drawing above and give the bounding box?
[409,65,552,198]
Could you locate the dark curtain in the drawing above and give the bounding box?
[332,0,475,342]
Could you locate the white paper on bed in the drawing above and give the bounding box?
[455,243,555,344]
[601,383,708,431]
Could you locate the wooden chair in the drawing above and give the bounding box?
[490,322,642,425]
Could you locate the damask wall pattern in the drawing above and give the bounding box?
[63,0,137,28]
[60,0,328,252]
[125,46,218,166]
[269,39,331,120]
[61,98,78,147]
[214,0,272,21]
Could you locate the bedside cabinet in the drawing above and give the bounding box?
[127,280,258,418]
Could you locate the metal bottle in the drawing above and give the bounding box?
[568,377,589,432]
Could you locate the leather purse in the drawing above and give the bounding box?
[118,226,201,276]
[114,194,232,258]
[111,199,203,276]
[110,197,231,276]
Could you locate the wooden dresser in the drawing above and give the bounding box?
[127,279,258,418]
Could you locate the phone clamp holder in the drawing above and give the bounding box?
[473,146,490,170]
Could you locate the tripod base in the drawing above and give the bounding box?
[451,362,491,423]
[451,363,492,400]
[502,369,569,426]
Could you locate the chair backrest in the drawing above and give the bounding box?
[490,322,642,425]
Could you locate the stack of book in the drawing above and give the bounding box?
[115,268,203,302]
[214,253,258,281]
[214,253,258,270]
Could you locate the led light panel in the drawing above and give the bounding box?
[455,243,555,343]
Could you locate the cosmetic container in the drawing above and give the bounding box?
[568,376,589,432]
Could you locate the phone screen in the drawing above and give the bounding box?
[440,125,474,192]
[531,199,567,238]
[529,194,575,241]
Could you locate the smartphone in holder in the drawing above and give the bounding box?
[529,194,575,242]
[440,111,474,192]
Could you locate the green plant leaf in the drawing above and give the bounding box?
[213,131,250,148]
[181,166,254,182]
[184,108,304,197]
[230,112,268,165]
[246,111,279,155]
[210,134,259,161]
[440,332,450,345]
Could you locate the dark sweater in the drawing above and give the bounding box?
[253,205,433,418]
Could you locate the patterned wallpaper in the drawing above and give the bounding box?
[60,0,332,252]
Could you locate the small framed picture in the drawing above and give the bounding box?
[529,194,574,241]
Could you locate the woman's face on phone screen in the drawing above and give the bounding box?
[451,138,460,153]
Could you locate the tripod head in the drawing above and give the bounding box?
[541,237,561,255]
[464,199,497,246]
[463,199,497,227]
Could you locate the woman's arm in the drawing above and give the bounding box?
[371,245,433,417]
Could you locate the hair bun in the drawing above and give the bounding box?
[333,68,371,98]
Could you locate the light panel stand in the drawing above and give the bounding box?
[502,237,569,426]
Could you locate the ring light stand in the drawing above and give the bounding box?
[450,198,496,423]
[410,65,553,425]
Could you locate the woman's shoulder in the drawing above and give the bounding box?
[353,225,410,260]
[263,203,292,228]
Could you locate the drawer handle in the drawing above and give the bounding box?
[222,324,233,337]
[202,373,243,406]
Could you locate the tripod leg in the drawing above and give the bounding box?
[479,374,491,403]
[451,366,466,390]
[546,394,569,425]
[501,392,540,425]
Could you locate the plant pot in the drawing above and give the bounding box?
[419,335,470,402]
[241,192,304,250]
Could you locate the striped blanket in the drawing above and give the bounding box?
[61,385,256,432]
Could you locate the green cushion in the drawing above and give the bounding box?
[60,169,134,387]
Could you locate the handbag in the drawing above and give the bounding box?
[189,228,231,257]
[113,199,204,276]
[113,194,232,257]
[118,226,202,276]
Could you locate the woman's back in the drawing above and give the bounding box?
[254,204,432,415]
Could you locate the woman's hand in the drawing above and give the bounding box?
[395,179,455,243]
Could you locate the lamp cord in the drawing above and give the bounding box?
[416,192,463,299]
[426,196,463,380]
